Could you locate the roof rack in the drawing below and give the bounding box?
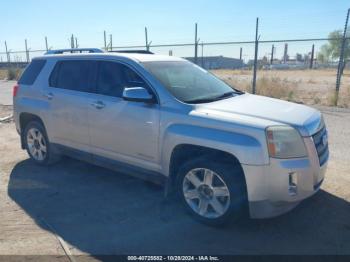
[45,48,104,55]
[108,50,154,54]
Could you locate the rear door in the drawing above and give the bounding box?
[87,60,160,171]
[44,60,96,153]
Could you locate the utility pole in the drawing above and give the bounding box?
[270,44,274,64]
[335,8,350,106]
[310,44,315,69]
[104,31,107,50]
[25,39,29,63]
[110,34,113,51]
[194,23,198,65]
[252,17,259,94]
[45,37,49,51]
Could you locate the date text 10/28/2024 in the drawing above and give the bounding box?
[127,256,220,261]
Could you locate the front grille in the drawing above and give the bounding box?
[312,125,329,166]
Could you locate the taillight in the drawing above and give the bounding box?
[13,84,19,97]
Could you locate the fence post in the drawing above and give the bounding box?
[194,23,198,65]
[283,43,288,63]
[145,27,149,51]
[239,47,243,68]
[252,17,259,94]
[5,41,10,64]
[104,31,107,50]
[335,8,350,106]
[110,34,113,51]
[70,34,75,48]
[309,44,315,69]
[45,37,49,51]
[201,42,204,68]
[25,39,29,63]
[270,44,274,64]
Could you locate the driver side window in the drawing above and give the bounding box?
[96,61,148,97]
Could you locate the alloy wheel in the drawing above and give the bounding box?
[26,127,47,161]
[182,168,230,219]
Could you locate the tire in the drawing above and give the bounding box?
[23,121,60,165]
[176,157,247,225]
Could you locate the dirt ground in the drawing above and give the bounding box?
[0,105,349,259]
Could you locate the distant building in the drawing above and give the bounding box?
[185,56,243,70]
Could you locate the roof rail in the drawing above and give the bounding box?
[108,50,154,54]
[45,48,104,55]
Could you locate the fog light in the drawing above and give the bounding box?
[288,172,298,196]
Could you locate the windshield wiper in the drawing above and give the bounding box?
[184,97,218,104]
[212,91,236,100]
[185,91,238,104]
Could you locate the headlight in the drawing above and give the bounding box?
[266,126,307,158]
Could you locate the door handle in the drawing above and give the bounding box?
[44,92,54,100]
[91,101,105,109]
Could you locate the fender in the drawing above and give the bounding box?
[161,123,269,177]
[16,97,51,134]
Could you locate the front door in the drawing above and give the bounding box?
[88,61,160,171]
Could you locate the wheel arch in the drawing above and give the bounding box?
[19,113,46,149]
[165,144,246,196]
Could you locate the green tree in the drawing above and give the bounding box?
[318,30,350,71]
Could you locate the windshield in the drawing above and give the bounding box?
[142,61,243,103]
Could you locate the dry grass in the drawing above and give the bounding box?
[212,69,350,108]
[0,70,7,80]
[255,76,294,100]
[337,83,350,107]
[0,69,22,80]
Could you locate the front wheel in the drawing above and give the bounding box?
[177,157,247,225]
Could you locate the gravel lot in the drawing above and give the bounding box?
[0,93,349,257]
[0,80,14,106]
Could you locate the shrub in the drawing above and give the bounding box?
[7,68,21,80]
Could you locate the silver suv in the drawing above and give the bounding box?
[13,48,329,224]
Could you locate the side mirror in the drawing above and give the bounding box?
[122,87,155,103]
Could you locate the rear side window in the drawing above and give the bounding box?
[50,60,93,93]
[96,61,148,97]
[18,60,46,85]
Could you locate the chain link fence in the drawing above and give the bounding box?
[0,23,349,107]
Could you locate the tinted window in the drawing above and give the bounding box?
[96,62,147,97]
[19,60,46,85]
[53,60,93,92]
[49,63,60,87]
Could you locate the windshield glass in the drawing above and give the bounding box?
[142,61,242,103]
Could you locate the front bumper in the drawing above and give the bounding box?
[242,136,328,219]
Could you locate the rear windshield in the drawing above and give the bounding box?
[18,60,46,85]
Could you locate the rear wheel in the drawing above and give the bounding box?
[177,157,247,225]
[24,121,60,165]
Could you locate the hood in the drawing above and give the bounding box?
[195,93,322,136]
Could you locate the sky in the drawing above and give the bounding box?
[0,0,349,61]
